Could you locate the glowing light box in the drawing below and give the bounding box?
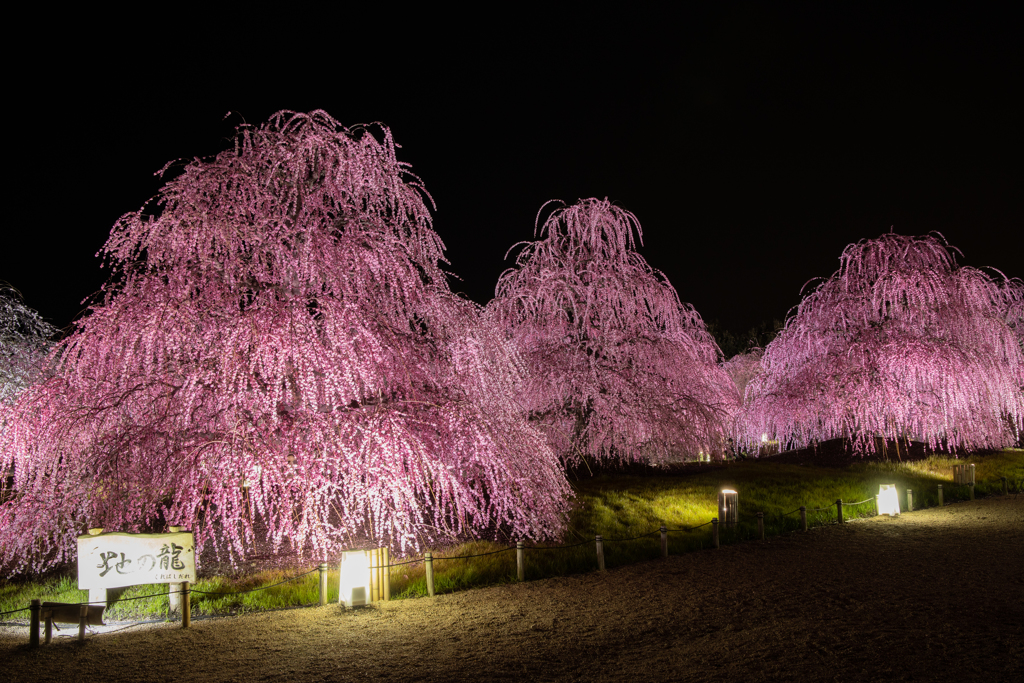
[877,485,900,516]
[718,489,739,527]
[338,550,371,609]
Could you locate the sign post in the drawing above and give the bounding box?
[77,530,196,608]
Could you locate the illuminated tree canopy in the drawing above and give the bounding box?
[0,283,56,405]
[742,232,1024,453]
[489,198,738,464]
[722,349,763,407]
[0,111,569,573]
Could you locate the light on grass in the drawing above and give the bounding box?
[338,551,371,609]
[718,489,739,527]
[877,485,901,516]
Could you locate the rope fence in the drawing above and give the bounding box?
[188,567,319,596]
[4,474,1019,648]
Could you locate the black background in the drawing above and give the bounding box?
[5,3,1021,341]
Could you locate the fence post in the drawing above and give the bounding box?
[969,482,975,501]
[1002,477,1008,495]
[800,506,807,532]
[370,548,382,602]
[78,604,88,643]
[517,541,525,581]
[938,484,943,507]
[660,525,668,559]
[382,548,391,602]
[318,562,329,606]
[425,552,435,598]
[168,525,182,615]
[836,499,844,524]
[907,489,914,513]
[43,607,53,644]
[596,535,606,572]
[182,581,191,629]
[757,512,764,541]
[712,519,719,548]
[29,599,40,648]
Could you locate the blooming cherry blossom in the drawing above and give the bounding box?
[742,232,1024,453]
[0,283,56,405]
[489,198,739,465]
[0,111,569,573]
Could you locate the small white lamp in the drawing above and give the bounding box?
[877,485,900,516]
[338,550,371,609]
[718,489,739,527]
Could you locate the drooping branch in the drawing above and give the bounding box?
[0,283,57,405]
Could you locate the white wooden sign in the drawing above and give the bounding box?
[77,531,196,590]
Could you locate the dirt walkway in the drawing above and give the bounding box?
[3,495,1022,682]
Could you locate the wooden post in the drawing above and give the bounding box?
[836,499,844,524]
[970,464,975,485]
[757,512,764,541]
[969,482,975,501]
[425,552,435,598]
[43,608,53,644]
[167,526,182,614]
[29,599,40,648]
[88,588,106,608]
[181,581,191,629]
[660,525,668,559]
[938,484,943,507]
[712,519,719,549]
[800,506,807,532]
[383,548,391,602]
[319,562,329,606]
[86,525,105,602]
[370,548,382,602]
[372,549,379,602]
[516,541,525,581]
[167,582,180,616]
[907,489,914,512]
[78,604,88,643]
[596,535,605,571]
[1002,477,1008,495]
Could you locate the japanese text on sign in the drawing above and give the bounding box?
[77,531,196,589]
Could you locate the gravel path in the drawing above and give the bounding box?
[3,494,1022,682]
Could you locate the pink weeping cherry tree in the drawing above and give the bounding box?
[0,284,57,405]
[488,198,739,465]
[1004,277,1024,348]
[0,110,570,574]
[721,349,763,406]
[1003,277,1024,446]
[742,232,1024,454]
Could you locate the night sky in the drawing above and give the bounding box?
[6,4,1021,341]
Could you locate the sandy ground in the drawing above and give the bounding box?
[2,494,1022,683]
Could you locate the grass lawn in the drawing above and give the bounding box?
[2,448,1021,620]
